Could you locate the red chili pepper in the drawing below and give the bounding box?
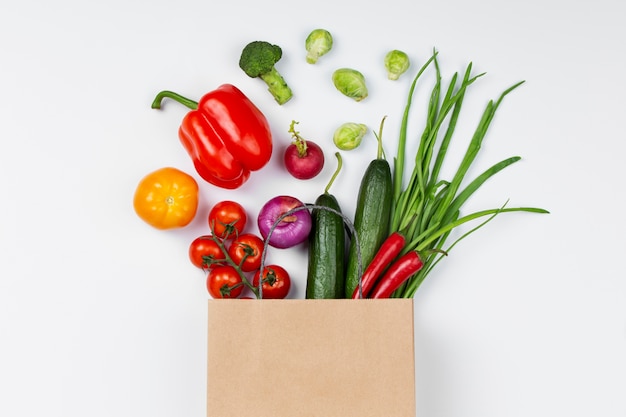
[369,251,423,299]
[152,84,273,189]
[351,232,406,299]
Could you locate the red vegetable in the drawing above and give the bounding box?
[257,195,312,248]
[369,251,423,299]
[227,233,265,272]
[253,265,291,299]
[151,84,273,189]
[208,200,247,239]
[351,232,406,299]
[284,120,324,180]
[188,235,226,270]
[206,265,244,298]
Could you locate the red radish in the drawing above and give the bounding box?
[284,120,324,179]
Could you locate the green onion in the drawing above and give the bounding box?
[389,49,549,298]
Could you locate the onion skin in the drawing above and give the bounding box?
[257,195,312,248]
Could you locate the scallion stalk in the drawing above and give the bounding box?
[389,49,549,298]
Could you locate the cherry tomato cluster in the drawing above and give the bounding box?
[188,200,291,299]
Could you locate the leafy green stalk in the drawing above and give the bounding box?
[432,81,526,225]
[388,50,549,298]
[402,205,548,297]
[391,58,484,235]
[392,50,439,205]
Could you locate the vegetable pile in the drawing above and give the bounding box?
[133,29,549,300]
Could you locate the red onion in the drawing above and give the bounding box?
[257,195,311,248]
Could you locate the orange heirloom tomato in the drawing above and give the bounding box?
[133,167,199,230]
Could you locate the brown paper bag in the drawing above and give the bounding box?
[207,298,415,417]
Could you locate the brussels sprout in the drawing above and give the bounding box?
[384,49,410,80]
[305,29,333,64]
[332,68,368,101]
[333,122,368,150]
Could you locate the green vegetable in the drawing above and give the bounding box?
[306,153,346,299]
[239,40,293,105]
[389,49,549,298]
[345,119,393,297]
[332,68,368,101]
[333,122,367,150]
[305,29,333,64]
[384,49,410,80]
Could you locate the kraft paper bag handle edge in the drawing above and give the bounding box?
[258,204,364,299]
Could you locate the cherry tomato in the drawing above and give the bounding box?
[227,233,265,272]
[133,167,199,229]
[253,265,291,299]
[206,265,244,299]
[188,235,226,269]
[208,200,247,239]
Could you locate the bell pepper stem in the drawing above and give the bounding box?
[151,90,198,110]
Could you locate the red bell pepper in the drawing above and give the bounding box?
[152,84,273,189]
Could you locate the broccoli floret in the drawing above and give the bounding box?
[239,41,293,105]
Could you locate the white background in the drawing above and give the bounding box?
[1,0,625,416]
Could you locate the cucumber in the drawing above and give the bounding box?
[306,153,347,299]
[345,158,393,298]
[306,192,346,299]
